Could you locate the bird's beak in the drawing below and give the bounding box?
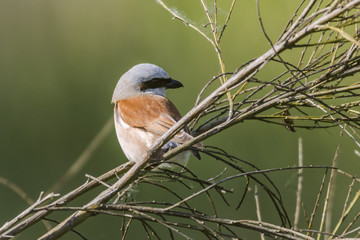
[165,78,183,89]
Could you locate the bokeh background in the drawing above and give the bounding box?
[1,0,359,239]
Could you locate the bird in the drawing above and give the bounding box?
[111,63,201,168]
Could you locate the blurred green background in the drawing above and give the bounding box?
[1,0,359,239]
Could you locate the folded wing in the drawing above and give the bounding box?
[115,95,202,157]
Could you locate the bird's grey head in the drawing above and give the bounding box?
[111,63,183,103]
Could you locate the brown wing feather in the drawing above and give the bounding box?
[116,95,202,155]
[116,94,181,128]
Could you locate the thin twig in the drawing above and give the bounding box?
[294,137,303,230]
[254,185,265,240]
[317,145,340,240]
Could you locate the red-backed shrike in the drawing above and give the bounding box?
[112,63,201,167]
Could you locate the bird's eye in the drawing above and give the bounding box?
[138,82,146,91]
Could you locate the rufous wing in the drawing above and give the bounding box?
[115,95,202,157]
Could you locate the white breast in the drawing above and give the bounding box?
[114,107,190,168]
[114,113,155,162]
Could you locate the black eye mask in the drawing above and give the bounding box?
[138,78,183,91]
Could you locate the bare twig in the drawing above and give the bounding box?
[254,185,265,240]
[0,162,133,239]
[317,145,340,240]
[0,192,59,235]
[294,137,304,230]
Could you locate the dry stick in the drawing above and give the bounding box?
[213,0,217,32]
[169,79,358,162]
[121,217,132,240]
[306,99,360,148]
[254,185,265,240]
[163,166,331,214]
[195,72,229,106]
[316,145,340,240]
[340,210,360,237]
[199,78,360,146]
[0,176,53,233]
[257,0,341,139]
[157,0,215,49]
[278,0,317,42]
[294,137,303,230]
[117,211,297,239]
[190,216,224,240]
[279,0,306,41]
[0,192,58,235]
[132,210,193,240]
[200,0,216,36]
[40,159,143,240]
[199,0,233,118]
[339,178,356,236]
[296,0,324,69]
[336,169,360,183]
[166,0,360,160]
[218,0,236,43]
[0,161,133,239]
[324,145,339,240]
[340,221,360,238]
[41,166,332,239]
[47,203,315,239]
[318,25,360,48]
[0,126,112,233]
[159,0,235,120]
[254,115,359,122]
[330,188,360,238]
[308,170,328,235]
[341,178,356,218]
[85,174,112,189]
[0,179,52,233]
[49,116,113,193]
[193,7,356,137]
